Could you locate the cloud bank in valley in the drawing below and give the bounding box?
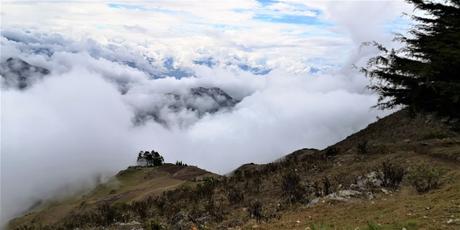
[1,0,411,226]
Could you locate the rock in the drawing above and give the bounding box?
[115,220,142,226]
[366,192,375,200]
[381,188,390,194]
[447,218,459,224]
[171,211,194,230]
[337,190,362,197]
[352,171,383,191]
[308,198,320,207]
[322,189,362,202]
[366,171,383,187]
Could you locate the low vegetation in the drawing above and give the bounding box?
[408,164,442,193]
[380,161,406,189]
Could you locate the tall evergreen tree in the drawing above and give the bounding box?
[363,0,460,118]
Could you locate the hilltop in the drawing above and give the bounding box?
[9,109,460,229]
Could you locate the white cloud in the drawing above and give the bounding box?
[0,0,410,226]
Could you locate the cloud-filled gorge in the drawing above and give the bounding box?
[0,0,410,226]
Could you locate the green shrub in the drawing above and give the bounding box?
[367,221,382,230]
[175,161,187,166]
[196,177,218,200]
[281,171,305,203]
[204,200,225,222]
[408,165,441,193]
[325,147,339,157]
[227,186,244,204]
[357,141,369,155]
[381,161,406,188]
[311,224,333,230]
[144,219,164,230]
[322,177,332,195]
[421,131,449,140]
[248,200,263,222]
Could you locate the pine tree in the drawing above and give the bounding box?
[363,0,460,118]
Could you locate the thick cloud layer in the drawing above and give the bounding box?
[0,0,411,227]
[0,30,388,225]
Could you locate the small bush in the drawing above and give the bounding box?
[325,147,339,157]
[144,219,164,230]
[381,161,405,188]
[357,141,369,155]
[196,177,218,200]
[313,181,322,197]
[322,177,332,195]
[227,187,244,204]
[281,171,305,203]
[312,177,332,197]
[252,176,262,193]
[204,200,225,222]
[367,221,382,230]
[408,165,441,193]
[248,200,263,222]
[175,161,187,166]
[421,131,449,140]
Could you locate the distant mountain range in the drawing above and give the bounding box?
[1,57,240,127]
[0,57,50,90]
[1,30,274,79]
[133,86,240,127]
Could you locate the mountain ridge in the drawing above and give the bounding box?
[8,109,460,229]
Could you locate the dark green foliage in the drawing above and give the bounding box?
[252,176,262,193]
[381,161,406,188]
[281,170,305,203]
[367,221,383,230]
[175,160,187,166]
[325,147,339,157]
[137,150,164,167]
[144,219,163,230]
[248,200,263,222]
[196,177,218,200]
[131,200,150,219]
[313,181,322,197]
[363,0,460,118]
[227,186,244,204]
[322,176,332,195]
[204,200,225,222]
[408,165,441,193]
[357,141,369,155]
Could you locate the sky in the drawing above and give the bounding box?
[0,0,413,226]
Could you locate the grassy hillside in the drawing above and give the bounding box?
[9,164,218,229]
[10,110,460,229]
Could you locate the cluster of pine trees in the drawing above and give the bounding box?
[364,0,460,119]
[137,150,164,167]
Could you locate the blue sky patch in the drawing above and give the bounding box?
[257,0,278,6]
[254,13,326,25]
[108,3,147,11]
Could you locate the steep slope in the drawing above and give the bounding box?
[8,164,218,229]
[9,109,460,229]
